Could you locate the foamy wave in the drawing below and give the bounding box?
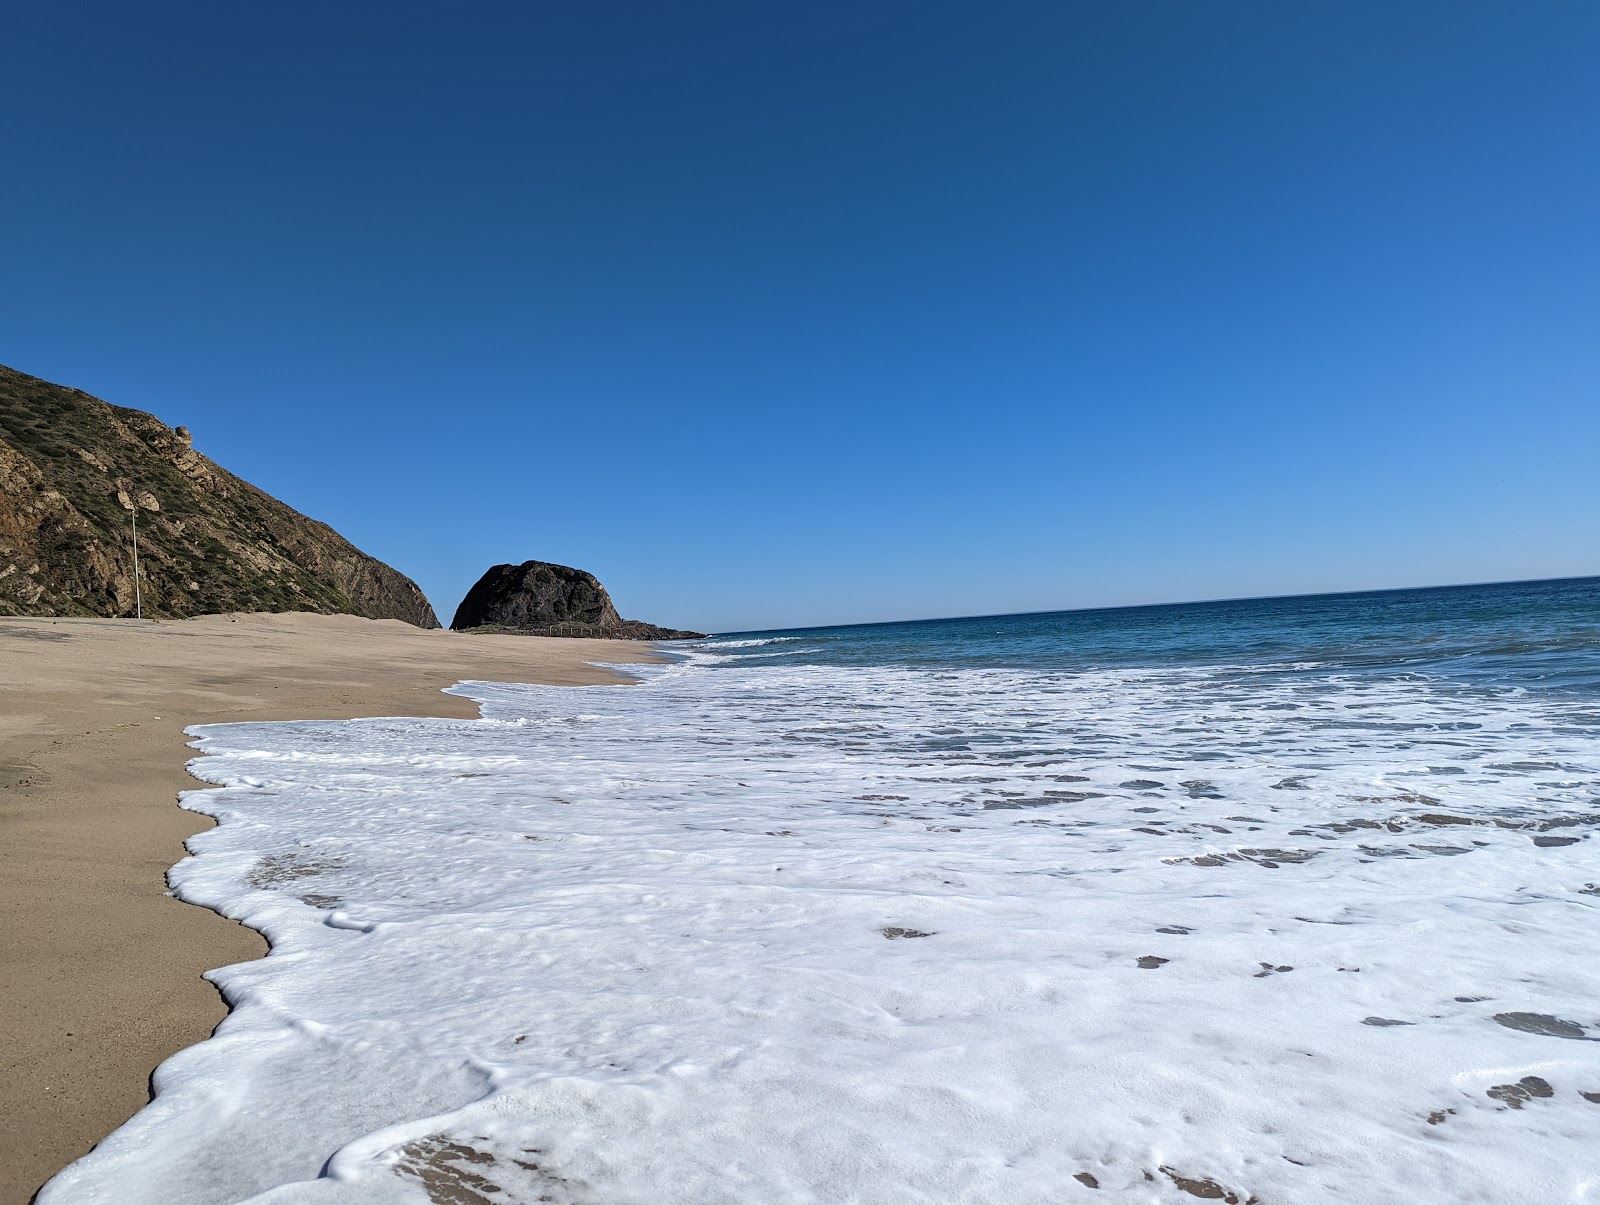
[699,635,805,648]
[42,659,1600,1203]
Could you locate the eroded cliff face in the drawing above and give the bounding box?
[451,560,704,639]
[0,364,439,626]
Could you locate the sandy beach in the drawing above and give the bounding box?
[0,613,662,1203]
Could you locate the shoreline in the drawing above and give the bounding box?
[0,613,663,1203]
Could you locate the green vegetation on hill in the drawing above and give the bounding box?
[0,364,439,625]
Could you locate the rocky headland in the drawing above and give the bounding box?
[451,560,705,639]
[0,364,438,625]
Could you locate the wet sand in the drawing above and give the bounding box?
[0,613,663,1203]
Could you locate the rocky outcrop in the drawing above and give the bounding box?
[0,364,439,625]
[451,560,704,639]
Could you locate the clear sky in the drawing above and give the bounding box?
[3,2,1595,633]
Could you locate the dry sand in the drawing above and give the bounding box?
[0,612,664,1203]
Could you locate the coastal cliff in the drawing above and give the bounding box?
[451,560,704,639]
[0,364,439,625]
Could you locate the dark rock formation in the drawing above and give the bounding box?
[0,363,439,626]
[451,560,704,639]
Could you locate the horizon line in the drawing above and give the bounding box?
[711,571,1599,638]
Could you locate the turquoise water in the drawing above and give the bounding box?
[705,575,1600,693]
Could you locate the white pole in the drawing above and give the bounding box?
[131,502,142,620]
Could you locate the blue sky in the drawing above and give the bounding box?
[3,1,1595,632]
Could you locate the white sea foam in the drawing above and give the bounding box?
[714,645,825,659]
[697,635,806,648]
[41,655,1600,1203]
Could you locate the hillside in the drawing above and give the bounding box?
[0,364,439,626]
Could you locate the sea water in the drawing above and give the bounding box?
[41,577,1600,1203]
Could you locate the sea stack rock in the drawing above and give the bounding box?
[450,560,705,639]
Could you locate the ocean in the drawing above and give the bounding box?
[43,577,1600,1203]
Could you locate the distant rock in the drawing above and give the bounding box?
[451,560,705,640]
[0,363,439,626]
